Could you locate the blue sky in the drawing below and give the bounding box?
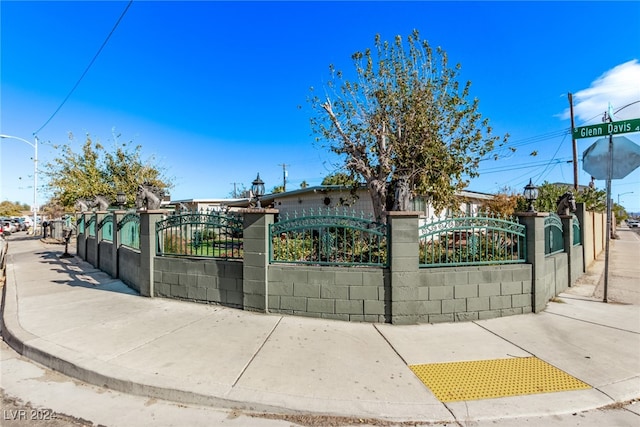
[1,1,639,212]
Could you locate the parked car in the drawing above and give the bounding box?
[628,219,639,228]
[1,220,15,235]
[0,233,6,269]
[11,218,25,231]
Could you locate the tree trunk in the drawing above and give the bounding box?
[367,179,388,223]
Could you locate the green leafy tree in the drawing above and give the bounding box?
[300,181,309,189]
[309,30,507,222]
[612,203,628,225]
[44,133,172,210]
[533,182,606,213]
[0,200,29,217]
[533,182,567,213]
[321,172,359,187]
[577,186,606,212]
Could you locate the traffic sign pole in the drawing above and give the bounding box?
[579,114,640,303]
[604,132,613,303]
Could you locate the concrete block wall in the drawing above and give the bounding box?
[154,257,243,308]
[417,264,533,323]
[86,236,98,266]
[98,241,115,277]
[267,265,389,322]
[118,246,141,292]
[73,207,595,324]
[542,254,569,300]
[77,233,87,259]
[570,246,584,286]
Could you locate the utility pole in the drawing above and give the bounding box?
[568,93,579,190]
[279,163,289,192]
[230,182,239,198]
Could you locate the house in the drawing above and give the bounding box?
[169,198,250,212]
[259,185,495,223]
[171,185,495,223]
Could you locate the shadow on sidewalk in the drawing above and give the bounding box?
[34,249,138,296]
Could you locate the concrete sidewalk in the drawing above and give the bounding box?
[1,231,639,424]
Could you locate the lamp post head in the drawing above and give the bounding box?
[116,192,127,209]
[523,178,538,212]
[251,173,265,208]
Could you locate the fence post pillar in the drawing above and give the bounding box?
[518,212,548,313]
[388,211,421,325]
[112,211,124,278]
[560,214,575,286]
[139,210,164,297]
[574,202,587,273]
[95,211,106,269]
[75,213,85,260]
[241,208,278,312]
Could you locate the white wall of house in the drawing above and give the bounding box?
[170,199,249,212]
[268,187,494,224]
[270,187,375,219]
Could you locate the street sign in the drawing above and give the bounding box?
[573,118,640,139]
[582,136,640,180]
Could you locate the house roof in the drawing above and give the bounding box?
[169,185,495,208]
[261,185,495,202]
[550,182,591,191]
[259,185,358,203]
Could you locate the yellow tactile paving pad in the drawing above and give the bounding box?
[409,357,591,402]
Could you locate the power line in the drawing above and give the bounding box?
[33,0,134,136]
[535,132,569,183]
[480,128,570,162]
[480,157,572,174]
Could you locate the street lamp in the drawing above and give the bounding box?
[523,178,538,212]
[251,173,265,208]
[617,191,633,205]
[0,134,38,234]
[116,192,127,210]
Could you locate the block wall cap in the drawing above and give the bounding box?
[239,208,280,214]
[516,212,550,217]
[385,211,422,217]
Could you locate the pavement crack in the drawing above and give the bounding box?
[472,321,535,358]
[372,324,407,365]
[545,311,640,334]
[231,316,283,388]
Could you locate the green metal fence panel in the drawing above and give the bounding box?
[118,213,140,250]
[545,213,564,255]
[98,214,114,242]
[419,214,526,267]
[156,210,243,259]
[86,214,96,237]
[269,207,388,267]
[77,216,85,234]
[572,214,581,246]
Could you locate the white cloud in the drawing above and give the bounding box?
[560,59,640,123]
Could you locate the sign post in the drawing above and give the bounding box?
[581,119,640,302]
